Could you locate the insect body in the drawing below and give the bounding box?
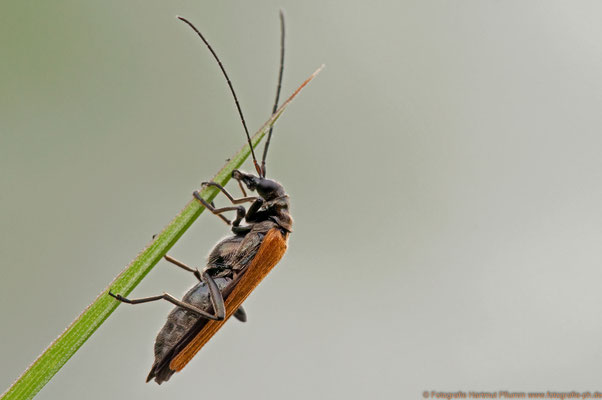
[146,173,292,383]
[109,12,295,384]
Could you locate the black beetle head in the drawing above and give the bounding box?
[232,170,285,200]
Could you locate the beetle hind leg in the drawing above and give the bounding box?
[201,270,226,320]
[233,305,247,322]
[109,270,226,321]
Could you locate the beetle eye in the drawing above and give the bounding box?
[246,180,257,190]
[232,170,258,190]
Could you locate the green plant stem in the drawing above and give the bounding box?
[1,65,323,400]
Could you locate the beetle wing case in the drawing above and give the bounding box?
[146,227,288,384]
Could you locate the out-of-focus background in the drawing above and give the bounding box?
[2,1,602,399]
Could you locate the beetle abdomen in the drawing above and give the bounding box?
[148,221,286,383]
[168,227,288,372]
[150,277,232,383]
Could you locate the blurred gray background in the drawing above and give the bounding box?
[2,1,602,399]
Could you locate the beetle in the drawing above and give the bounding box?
[109,12,299,384]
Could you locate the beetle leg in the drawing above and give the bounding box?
[193,190,245,225]
[200,271,226,320]
[163,255,202,282]
[109,290,225,321]
[245,198,268,222]
[233,305,247,322]
[237,180,248,197]
[231,205,246,227]
[201,181,257,204]
[232,224,253,235]
[210,201,231,225]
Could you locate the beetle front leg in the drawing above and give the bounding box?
[201,181,257,204]
[210,201,231,225]
[236,180,248,197]
[193,190,245,226]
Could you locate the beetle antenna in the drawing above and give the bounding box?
[260,10,285,178]
[177,16,262,176]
